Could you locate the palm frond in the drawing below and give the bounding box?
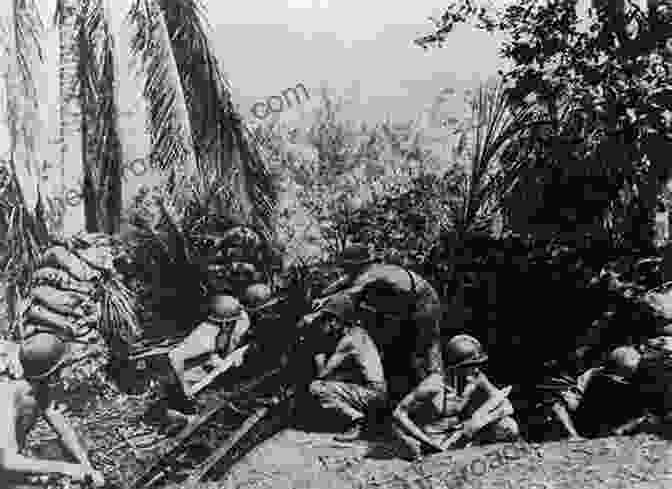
[1,2,50,322]
[447,79,543,238]
[82,0,124,234]
[12,0,42,102]
[154,0,277,235]
[0,157,49,325]
[128,0,198,214]
[99,274,141,353]
[6,0,43,171]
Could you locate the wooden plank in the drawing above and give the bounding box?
[186,405,272,484]
[129,367,281,489]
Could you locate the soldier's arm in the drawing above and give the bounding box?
[392,374,446,451]
[43,401,93,468]
[0,388,91,481]
[316,337,355,379]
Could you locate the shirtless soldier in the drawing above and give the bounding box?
[0,334,104,487]
[307,294,388,441]
[392,334,519,460]
[313,245,444,401]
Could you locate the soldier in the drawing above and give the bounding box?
[0,334,104,487]
[313,244,444,400]
[391,334,519,460]
[558,346,648,438]
[240,283,286,358]
[306,294,388,442]
[167,294,251,406]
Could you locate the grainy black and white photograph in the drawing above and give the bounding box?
[0,0,671,488]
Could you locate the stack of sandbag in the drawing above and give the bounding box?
[15,233,124,344]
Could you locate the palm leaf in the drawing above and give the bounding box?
[447,79,543,238]
[0,2,50,323]
[151,0,277,235]
[128,0,198,215]
[83,0,125,234]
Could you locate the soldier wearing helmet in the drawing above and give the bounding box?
[391,334,519,460]
[556,345,648,438]
[240,283,285,355]
[305,294,387,442]
[311,244,444,401]
[0,334,104,487]
[168,294,251,404]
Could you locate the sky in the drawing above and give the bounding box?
[0,0,509,235]
[203,0,508,127]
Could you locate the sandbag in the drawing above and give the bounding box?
[71,246,115,273]
[31,267,95,295]
[24,304,83,337]
[30,286,91,315]
[41,246,101,282]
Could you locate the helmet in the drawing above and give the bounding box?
[19,333,69,380]
[339,244,375,267]
[321,294,355,323]
[444,334,488,368]
[605,346,640,382]
[243,283,274,310]
[208,295,243,323]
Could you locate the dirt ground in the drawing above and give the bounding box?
[25,389,672,489]
[215,429,672,489]
[21,378,672,489]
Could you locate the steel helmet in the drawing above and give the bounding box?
[19,333,69,380]
[208,294,244,323]
[444,334,488,368]
[605,346,640,382]
[242,283,274,310]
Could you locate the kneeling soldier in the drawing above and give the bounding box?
[307,294,388,442]
[168,294,251,403]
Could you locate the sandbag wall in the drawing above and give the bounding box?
[12,234,126,347]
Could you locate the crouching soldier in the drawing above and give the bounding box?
[307,294,388,442]
[167,294,251,407]
[391,334,519,460]
[0,334,104,487]
[557,346,649,438]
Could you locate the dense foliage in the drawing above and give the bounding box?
[418,0,672,251]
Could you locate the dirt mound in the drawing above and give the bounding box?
[215,430,672,489]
